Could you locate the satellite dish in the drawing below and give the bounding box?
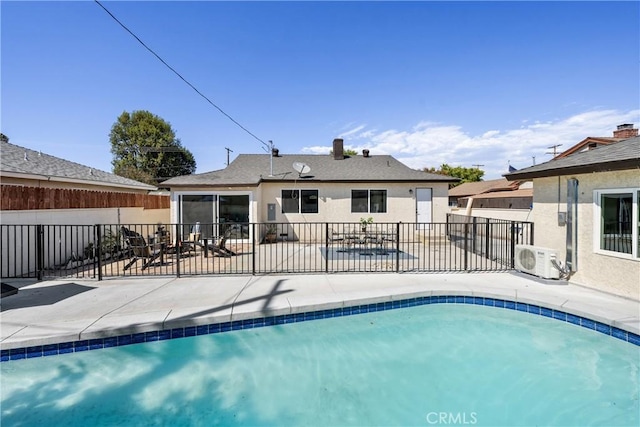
[292,162,311,176]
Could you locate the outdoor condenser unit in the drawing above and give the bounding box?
[514,245,561,279]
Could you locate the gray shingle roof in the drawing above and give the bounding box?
[0,141,157,190]
[504,136,640,180]
[162,154,458,186]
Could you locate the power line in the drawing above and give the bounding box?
[94,0,267,148]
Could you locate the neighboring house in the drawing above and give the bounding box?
[448,178,517,207]
[449,178,533,221]
[1,139,171,278]
[0,140,169,225]
[505,135,640,299]
[162,138,458,241]
[553,123,638,159]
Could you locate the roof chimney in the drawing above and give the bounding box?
[362,149,370,158]
[613,123,638,139]
[333,138,344,160]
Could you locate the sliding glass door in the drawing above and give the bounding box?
[180,195,218,239]
[219,195,250,238]
[179,193,250,240]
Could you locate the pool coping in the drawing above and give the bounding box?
[2,291,639,362]
[1,272,639,361]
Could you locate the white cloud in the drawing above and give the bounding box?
[308,109,639,179]
[482,130,500,138]
[337,124,367,139]
[301,145,331,155]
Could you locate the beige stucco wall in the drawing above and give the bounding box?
[171,183,449,223]
[532,170,639,300]
[0,207,170,226]
[170,182,450,242]
[258,182,449,224]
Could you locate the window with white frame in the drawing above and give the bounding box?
[281,189,319,214]
[594,188,639,258]
[351,189,387,213]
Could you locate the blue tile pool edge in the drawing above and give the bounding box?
[2,295,638,361]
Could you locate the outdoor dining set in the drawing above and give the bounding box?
[330,227,398,255]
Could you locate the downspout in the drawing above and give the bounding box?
[552,178,578,278]
[566,178,579,273]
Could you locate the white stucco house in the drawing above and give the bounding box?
[505,135,640,299]
[162,139,458,242]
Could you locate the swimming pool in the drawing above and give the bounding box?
[2,303,639,426]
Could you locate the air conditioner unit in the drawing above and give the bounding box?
[515,245,561,279]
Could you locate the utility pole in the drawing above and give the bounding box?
[224,147,233,166]
[472,164,484,169]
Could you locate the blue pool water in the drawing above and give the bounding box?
[1,304,638,426]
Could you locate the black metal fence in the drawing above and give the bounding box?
[1,215,533,280]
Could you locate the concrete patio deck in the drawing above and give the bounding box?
[1,272,639,351]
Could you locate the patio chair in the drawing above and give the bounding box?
[165,223,200,256]
[121,226,164,270]
[179,223,204,256]
[205,226,236,257]
[186,222,202,251]
[329,228,350,252]
[380,229,398,253]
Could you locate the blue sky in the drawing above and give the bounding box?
[2,1,639,180]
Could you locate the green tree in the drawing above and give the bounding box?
[329,148,359,156]
[110,110,196,185]
[423,164,484,187]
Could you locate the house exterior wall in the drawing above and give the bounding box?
[169,181,450,242]
[258,181,450,225]
[169,186,258,225]
[532,170,639,299]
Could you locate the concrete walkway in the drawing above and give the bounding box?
[1,272,639,350]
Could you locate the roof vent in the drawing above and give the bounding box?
[24,152,28,161]
[363,149,370,157]
[271,148,279,157]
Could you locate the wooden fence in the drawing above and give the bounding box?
[0,185,169,210]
